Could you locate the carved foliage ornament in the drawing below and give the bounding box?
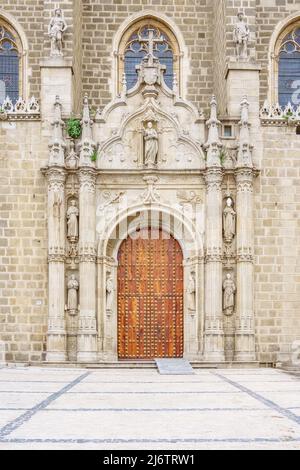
[79,169,96,193]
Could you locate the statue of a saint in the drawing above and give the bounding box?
[67,275,79,311]
[223,198,236,244]
[144,122,158,167]
[187,273,196,312]
[223,274,236,316]
[67,200,79,239]
[48,8,68,57]
[234,12,250,60]
[106,275,114,314]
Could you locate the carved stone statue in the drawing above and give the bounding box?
[48,8,68,57]
[223,198,236,244]
[234,12,250,60]
[187,272,196,312]
[223,274,236,316]
[106,275,114,314]
[67,275,79,311]
[67,200,79,239]
[144,122,158,167]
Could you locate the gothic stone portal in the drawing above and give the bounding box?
[117,228,184,360]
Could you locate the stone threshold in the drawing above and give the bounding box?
[2,361,261,370]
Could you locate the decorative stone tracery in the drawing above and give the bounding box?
[42,37,258,364]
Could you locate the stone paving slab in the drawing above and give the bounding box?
[68,380,237,393]
[7,409,300,441]
[46,391,265,411]
[0,367,299,450]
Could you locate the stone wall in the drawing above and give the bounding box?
[212,0,227,115]
[256,0,300,104]
[0,121,48,362]
[0,0,44,99]
[254,126,300,363]
[81,0,214,111]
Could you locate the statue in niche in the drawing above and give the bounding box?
[67,275,79,312]
[223,274,236,316]
[67,200,79,239]
[144,122,158,167]
[106,274,114,315]
[223,198,236,244]
[234,11,250,60]
[187,272,196,313]
[48,8,68,57]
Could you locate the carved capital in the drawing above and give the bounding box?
[79,168,97,193]
[235,168,254,193]
[47,317,66,333]
[46,167,66,192]
[237,247,254,263]
[78,317,97,334]
[205,247,223,263]
[79,244,97,263]
[48,246,65,263]
[205,168,223,192]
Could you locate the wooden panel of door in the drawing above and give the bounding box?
[118,228,184,360]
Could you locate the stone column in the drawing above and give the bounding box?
[235,168,256,361]
[46,167,67,362]
[204,169,225,361]
[234,97,256,362]
[203,97,225,361]
[77,168,98,362]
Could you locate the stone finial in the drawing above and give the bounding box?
[234,11,250,61]
[48,95,66,167]
[237,96,253,168]
[204,96,222,167]
[2,96,13,112]
[79,94,96,167]
[48,8,68,58]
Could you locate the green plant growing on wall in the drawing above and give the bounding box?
[220,150,226,165]
[282,111,294,121]
[67,118,82,139]
[90,150,98,162]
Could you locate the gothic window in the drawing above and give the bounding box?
[0,21,22,105]
[118,19,180,93]
[278,24,300,107]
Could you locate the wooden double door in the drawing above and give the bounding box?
[118,228,184,360]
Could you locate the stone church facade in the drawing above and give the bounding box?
[0,0,300,366]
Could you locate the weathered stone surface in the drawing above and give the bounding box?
[0,0,299,366]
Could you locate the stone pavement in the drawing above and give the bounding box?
[0,367,299,450]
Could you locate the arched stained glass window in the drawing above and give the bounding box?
[0,22,21,105]
[278,25,300,107]
[118,19,180,93]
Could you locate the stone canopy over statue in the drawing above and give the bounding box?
[234,11,250,60]
[48,8,68,57]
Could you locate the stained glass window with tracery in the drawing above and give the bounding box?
[0,23,20,105]
[278,26,300,106]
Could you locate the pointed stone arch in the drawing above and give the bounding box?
[111,11,189,99]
